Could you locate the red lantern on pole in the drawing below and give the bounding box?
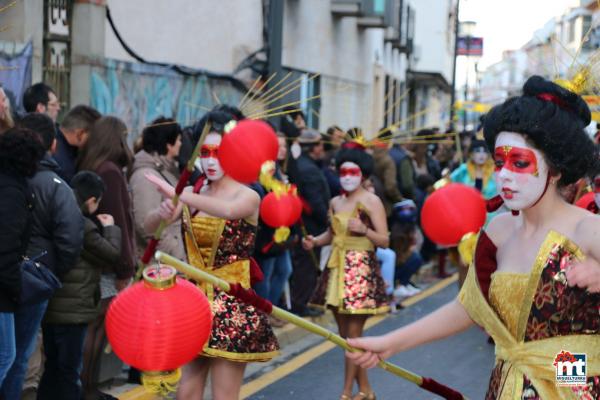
[106,266,212,395]
[260,187,303,243]
[219,119,278,183]
[421,183,486,246]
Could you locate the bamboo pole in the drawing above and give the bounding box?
[155,252,467,400]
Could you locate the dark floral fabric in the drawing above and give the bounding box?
[483,239,600,399]
[213,219,256,268]
[310,251,388,313]
[186,216,279,361]
[519,243,600,399]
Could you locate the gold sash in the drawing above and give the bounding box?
[325,210,375,311]
[459,238,600,399]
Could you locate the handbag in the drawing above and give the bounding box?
[19,251,62,306]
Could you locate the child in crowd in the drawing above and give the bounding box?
[37,171,121,400]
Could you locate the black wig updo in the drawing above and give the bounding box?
[191,105,245,144]
[335,147,374,178]
[484,75,600,186]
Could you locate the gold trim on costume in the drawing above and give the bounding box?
[515,230,584,343]
[202,348,280,363]
[458,230,599,400]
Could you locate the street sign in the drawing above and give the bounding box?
[457,37,483,56]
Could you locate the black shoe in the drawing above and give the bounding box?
[127,367,141,384]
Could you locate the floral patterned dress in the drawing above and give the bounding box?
[459,230,600,399]
[184,209,279,362]
[310,208,389,314]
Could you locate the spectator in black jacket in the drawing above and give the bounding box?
[0,114,83,400]
[0,128,45,389]
[252,135,296,319]
[38,171,121,400]
[287,129,330,316]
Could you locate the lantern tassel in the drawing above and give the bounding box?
[274,227,290,243]
[457,232,478,266]
[141,369,182,396]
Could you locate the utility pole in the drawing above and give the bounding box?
[449,0,460,130]
[267,0,284,121]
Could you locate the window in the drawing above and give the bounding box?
[568,19,576,43]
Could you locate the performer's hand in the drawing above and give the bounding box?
[346,336,395,369]
[347,218,367,235]
[145,173,175,198]
[566,258,600,293]
[157,199,177,222]
[302,235,315,250]
[97,214,114,227]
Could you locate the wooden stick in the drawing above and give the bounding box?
[240,72,279,111]
[238,75,264,110]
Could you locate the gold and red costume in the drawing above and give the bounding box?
[184,208,279,361]
[310,205,389,314]
[459,230,600,399]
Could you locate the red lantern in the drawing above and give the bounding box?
[106,266,212,394]
[421,183,486,246]
[260,190,303,228]
[219,120,278,183]
[575,192,595,210]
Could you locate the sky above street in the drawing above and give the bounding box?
[460,0,581,69]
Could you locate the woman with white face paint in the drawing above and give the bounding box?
[303,146,389,400]
[146,112,279,400]
[450,138,497,201]
[345,76,600,399]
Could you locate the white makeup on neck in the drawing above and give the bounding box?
[339,161,362,193]
[200,133,225,181]
[494,132,549,211]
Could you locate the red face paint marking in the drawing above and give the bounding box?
[200,144,219,159]
[339,167,362,177]
[493,146,538,175]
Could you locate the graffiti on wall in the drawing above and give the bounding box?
[90,59,245,141]
[0,41,33,114]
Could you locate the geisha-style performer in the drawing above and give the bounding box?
[146,111,279,400]
[304,146,389,400]
[346,76,600,399]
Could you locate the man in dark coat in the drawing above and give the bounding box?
[287,129,330,316]
[0,114,83,400]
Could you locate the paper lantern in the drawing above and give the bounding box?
[260,188,303,242]
[421,183,486,246]
[575,192,595,210]
[219,120,278,183]
[106,266,212,395]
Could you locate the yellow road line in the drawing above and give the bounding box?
[239,273,458,399]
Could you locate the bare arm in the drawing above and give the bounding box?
[179,187,260,221]
[567,214,600,293]
[346,299,474,368]
[362,195,389,248]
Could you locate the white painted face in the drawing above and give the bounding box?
[470,148,489,165]
[339,161,362,193]
[493,132,549,211]
[200,133,224,181]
